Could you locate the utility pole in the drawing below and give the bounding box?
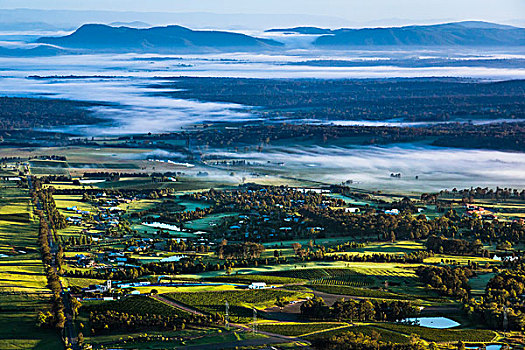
[225,301,229,330]
[252,308,257,334]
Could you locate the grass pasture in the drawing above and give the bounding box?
[469,273,496,295]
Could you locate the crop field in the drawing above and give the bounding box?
[375,323,497,343]
[63,276,106,289]
[175,261,420,281]
[87,295,192,317]
[257,322,347,336]
[308,284,415,300]
[0,183,35,255]
[0,183,47,293]
[86,328,265,350]
[29,160,70,175]
[0,182,60,349]
[164,289,310,322]
[205,274,306,285]
[271,267,417,288]
[0,256,48,292]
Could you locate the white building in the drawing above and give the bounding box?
[248,282,267,289]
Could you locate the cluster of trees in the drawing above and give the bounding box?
[216,240,265,260]
[64,234,93,247]
[0,96,98,129]
[31,184,68,235]
[416,266,473,300]
[33,191,66,329]
[29,155,68,161]
[301,296,414,323]
[166,239,210,253]
[486,270,525,301]
[440,187,525,201]
[145,206,213,225]
[186,185,343,213]
[466,268,525,330]
[458,217,525,244]
[307,250,433,264]
[300,208,450,241]
[425,235,485,256]
[162,78,525,123]
[179,121,525,152]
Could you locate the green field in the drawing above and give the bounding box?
[0,182,62,349]
[271,266,417,288]
[164,289,311,323]
[205,274,306,285]
[86,295,193,317]
[257,322,347,336]
[308,284,415,300]
[304,325,410,344]
[85,328,264,350]
[0,294,62,350]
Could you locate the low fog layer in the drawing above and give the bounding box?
[209,144,525,192]
[0,52,524,135]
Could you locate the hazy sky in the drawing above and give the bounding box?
[1,0,524,23]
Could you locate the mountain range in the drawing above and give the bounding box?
[37,24,283,52]
[5,21,521,55]
[268,21,525,47]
